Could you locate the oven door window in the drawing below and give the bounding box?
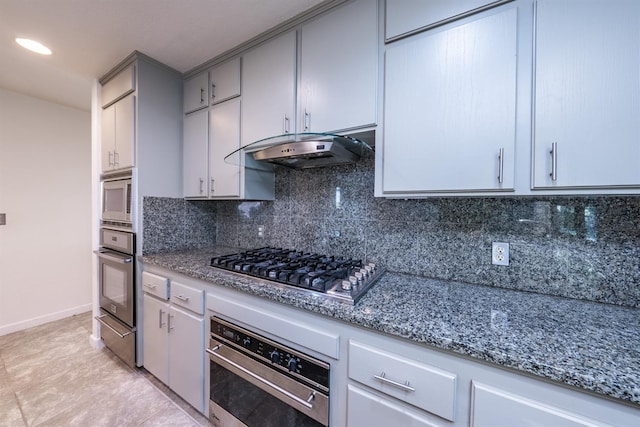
[103,264,127,305]
[210,362,325,427]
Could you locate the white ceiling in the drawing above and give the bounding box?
[0,0,327,111]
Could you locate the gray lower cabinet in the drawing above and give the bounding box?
[142,272,205,412]
[141,264,640,425]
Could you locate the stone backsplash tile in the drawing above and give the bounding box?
[143,160,640,307]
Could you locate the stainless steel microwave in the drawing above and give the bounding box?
[101,176,132,223]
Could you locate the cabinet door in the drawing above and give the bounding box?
[532,0,640,189]
[183,108,209,197]
[168,306,204,412]
[142,294,169,385]
[210,57,241,105]
[114,93,135,170]
[383,6,517,193]
[101,103,116,172]
[184,71,209,114]
[102,63,135,107]
[386,0,504,40]
[242,31,296,147]
[210,98,241,197]
[299,0,377,133]
[347,385,439,427]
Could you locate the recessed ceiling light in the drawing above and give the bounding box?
[15,38,52,55]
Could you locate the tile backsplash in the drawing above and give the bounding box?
[143,153,640,308]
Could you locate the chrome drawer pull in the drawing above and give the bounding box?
[95,315,133,339]
[174,295,189,302]
[143,283,157,289]
[374,372,416,392]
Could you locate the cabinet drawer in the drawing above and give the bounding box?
[102,63,136,107]
[470,382,610,427]
[170,281,204,315]
[348,341,456,421]
[141,271,169,300]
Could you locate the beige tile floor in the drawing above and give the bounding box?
[0,312,212,427]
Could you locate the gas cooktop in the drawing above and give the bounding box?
[210,247,384,304]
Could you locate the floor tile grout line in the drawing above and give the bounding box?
[136,371,203,426]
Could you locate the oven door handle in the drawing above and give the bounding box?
[95,250,133,264]
[206,345,315,410]
[95,314,133,339]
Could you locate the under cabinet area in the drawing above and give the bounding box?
[141,271,205,413]
[531,0,640,190]
[381,4,519,195]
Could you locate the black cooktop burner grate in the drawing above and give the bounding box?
[210,247,384,304]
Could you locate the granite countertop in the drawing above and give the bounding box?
[141,248,640,406]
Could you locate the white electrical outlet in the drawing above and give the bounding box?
[258,225,265,238]
[492,242,509,266]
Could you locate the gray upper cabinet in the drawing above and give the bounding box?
[183,71,209,114]
[532,0,640,190]
[381,4,518,194]
[385,0,508,41]
[210,57,241,105]
[241,31,297,148]
[183,108,209,197]
[101,63,135,108]
[299,0,378,134]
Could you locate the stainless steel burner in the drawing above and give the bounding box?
[210,247,384,304]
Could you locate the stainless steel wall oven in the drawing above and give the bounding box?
[95,227,136,367]
[207,316,330,427]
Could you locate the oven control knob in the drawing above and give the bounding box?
[270,350,280,363]
[287,357,298,372]
[242,337,251,348]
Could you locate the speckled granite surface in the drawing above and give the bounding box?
[141,248,640,406]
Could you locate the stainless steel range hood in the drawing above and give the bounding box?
[225,131,374,169]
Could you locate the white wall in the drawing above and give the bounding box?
[0,88,92,335]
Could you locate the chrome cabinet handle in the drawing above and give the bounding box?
[497,147,504,184]
[210,178,215,194]
[168,314,174,332]
[95,315,133,339]
[303,109,310,131]
[374,372,416,392]
[174,295,189,302]
[108,151,114,167]
[549,142,558,181]
[96,250,132,264]
[283,114,290,134]
[114,151,119,167]
[199,178,204,194]
[211,84,216,101]
[158,309,165,328]
[143,283,157,289]
[200,88,205,103]
[206,346,314,410]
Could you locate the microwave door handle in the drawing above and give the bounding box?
[95,250,133,264]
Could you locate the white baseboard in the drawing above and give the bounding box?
[0,303,92,336]
[90,334,104,349]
